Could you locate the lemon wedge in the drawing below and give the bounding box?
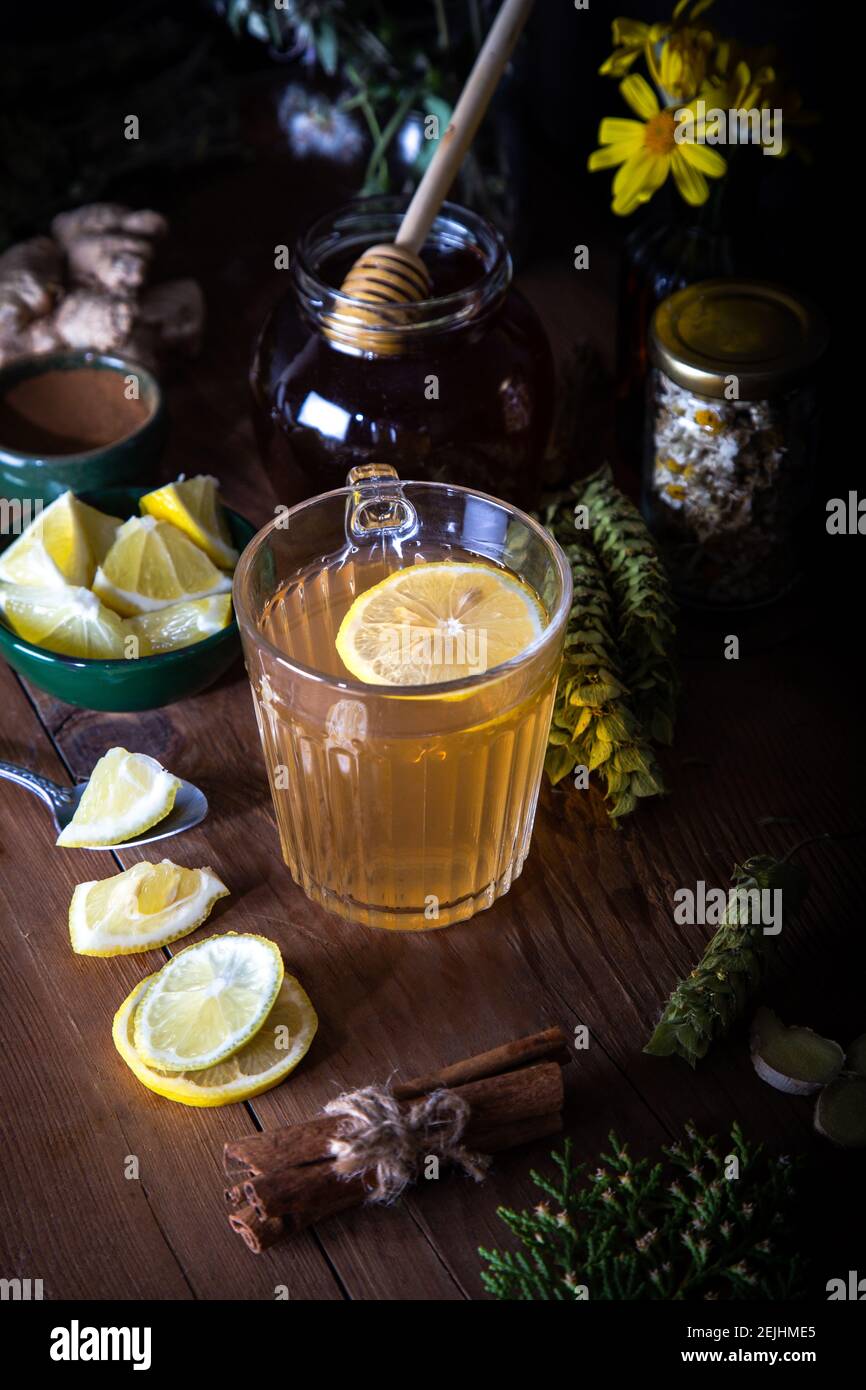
[133,932,284,1072]
[0,582,129,658]
[126,594,233,654]
[335,560,545,685]
[56,746,181,847]
[93,515,232,617]
[112,970,317,1106]
[140,475,239,570]
[0,491,122,588]
[69,860,229,956]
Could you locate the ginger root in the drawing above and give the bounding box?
[51,203,167,247]
[0,202,200,370]
[0,236,64,335]
[53,203,166,296]
[53,291,135,353]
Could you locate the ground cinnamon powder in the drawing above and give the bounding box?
[0,367,151,455]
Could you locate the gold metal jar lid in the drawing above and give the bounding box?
[649,279,828,399]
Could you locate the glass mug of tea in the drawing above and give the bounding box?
[233,466,572,930]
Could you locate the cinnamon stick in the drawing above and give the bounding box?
[393,1025,569,1099]
[228,1205,286,1255]
[231,1109,564,1250]
[223,1028,571,1253]
[242,1062,563,1224]
[223,1028,569,1180]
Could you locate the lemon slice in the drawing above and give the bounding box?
[56,746,181,847]
[127,594,233,653]
[140,475,239,570]
[93,515,232,617]
[113,971,317,1106]
[0,582,129,658]
[0,491,121,588]
[133,932,284,1072]
[69,859,229,956]
[335,560,545,685]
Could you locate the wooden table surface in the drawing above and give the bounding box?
[1,155,861,1301]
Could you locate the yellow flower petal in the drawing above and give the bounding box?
[588,141,637,172]
[599,49,642,77]
[678,141,727,177]
[619,73,660,121]
[611,19,650,46]
[672,152,709,205]
[612,148,669,213]
[598,117,645,146]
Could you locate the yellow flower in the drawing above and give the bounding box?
[599,18,654,78]
[588,74,727,215]
[600,2,715,91]
[656,26,714,101]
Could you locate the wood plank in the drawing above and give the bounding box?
[0,664,343,1300]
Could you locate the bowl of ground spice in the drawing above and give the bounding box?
[0,350,166,503]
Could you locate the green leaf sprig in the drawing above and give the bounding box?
[544,469,674,820]
[544,515,665,819]
[579,466,678,745]
[479,1123,806,1301]
[645,854,810,1067]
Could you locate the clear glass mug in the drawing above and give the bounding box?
[233,466,572,930]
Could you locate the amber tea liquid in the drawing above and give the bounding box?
[255,545,558,929]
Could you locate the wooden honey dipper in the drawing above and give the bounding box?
[328,0,535,352]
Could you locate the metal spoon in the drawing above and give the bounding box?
[0,760,208,849]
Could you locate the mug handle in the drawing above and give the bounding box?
[345,463,418,542]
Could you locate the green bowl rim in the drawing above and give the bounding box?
[0,486,254,672]
[0,350,164,467]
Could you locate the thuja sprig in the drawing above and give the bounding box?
[545,501,666,820]
[578,465,678,745]
[645,855,811,1067]
[479,1123,806,1301]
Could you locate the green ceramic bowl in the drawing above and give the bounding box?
[0,485,255,711]
[0,351,167,503]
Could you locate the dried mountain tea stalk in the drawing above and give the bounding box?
[645,854,810,1067]
[577,465,678,745]
[544,484,668,820]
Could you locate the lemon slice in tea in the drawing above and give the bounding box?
[126,594,232,654]
[113,971,317,1106]
[0,583,128,658]
[56,746,181,847]
[335,560,545,685]
[140,475,239,570]
[93,515,232,617]
[133,932,284,1072]
[69,859,229,956]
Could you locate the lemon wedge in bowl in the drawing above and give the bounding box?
[69,860,229,956]
[140,475,239,570]
[0,583,129,658]
[0,490,122,588]
[93,515,232,617]
[335,560,545,685]
[133,932,284,1072]
[126,594,232,654]
[56,746,181,847]
[113,970,317,1106]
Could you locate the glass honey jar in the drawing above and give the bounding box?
[249,197,553,512]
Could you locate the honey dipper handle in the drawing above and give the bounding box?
[396,0,535,256]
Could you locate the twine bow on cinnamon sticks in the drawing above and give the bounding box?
[225,1026,569,1254]
[326,1085,489,1201]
